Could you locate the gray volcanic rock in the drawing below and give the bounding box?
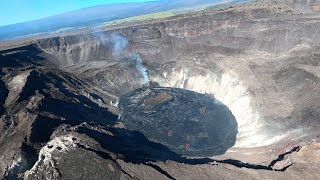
[118,86,238,157]
[1,0,320,179]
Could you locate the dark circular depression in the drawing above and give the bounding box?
[118,86,238,157]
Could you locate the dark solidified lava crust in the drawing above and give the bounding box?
[118,86,238,157]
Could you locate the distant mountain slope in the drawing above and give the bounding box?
[0,0,244,41]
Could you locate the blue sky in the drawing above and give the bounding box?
[0,0,155,26]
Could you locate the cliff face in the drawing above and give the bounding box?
[35,3,320,149]
[1,1,320,179]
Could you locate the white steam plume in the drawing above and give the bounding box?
[130,54,149,84]
[109,34,149,84]
[110,34,128,55]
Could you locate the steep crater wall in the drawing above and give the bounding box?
[32,7,320,157]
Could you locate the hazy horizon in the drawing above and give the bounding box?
[0,0,156,26]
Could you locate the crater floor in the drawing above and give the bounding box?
[118,86,238,157]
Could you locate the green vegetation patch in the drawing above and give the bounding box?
[105,11,177,26]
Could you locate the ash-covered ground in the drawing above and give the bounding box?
[1,0,320,179]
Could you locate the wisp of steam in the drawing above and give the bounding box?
[110,34,128,55]
[110,34,150,84]
[130,54,149,84]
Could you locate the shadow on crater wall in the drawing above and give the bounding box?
[76,125,276,171]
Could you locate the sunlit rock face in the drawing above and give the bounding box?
[34,3,320,153]
[118,85,238,157]
[36,7,320,152]
[151,67,267,148]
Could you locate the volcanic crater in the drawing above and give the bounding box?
[1,1,320,179]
